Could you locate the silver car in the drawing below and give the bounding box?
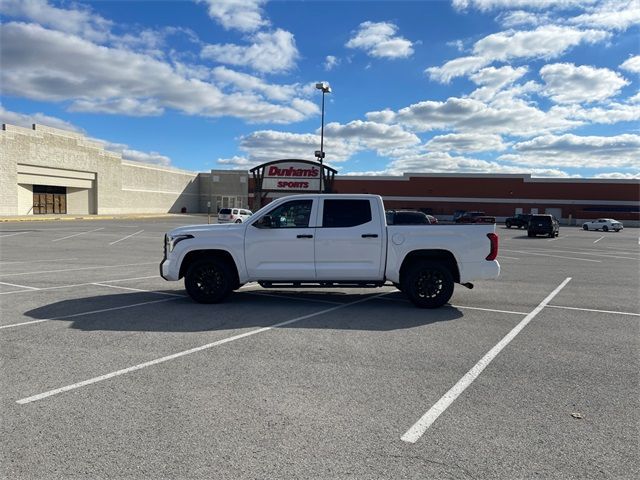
[582,218,623,232]
[218,208,253,224]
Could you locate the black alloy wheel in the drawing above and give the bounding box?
[185,258,233,303]
[402,261,454,308]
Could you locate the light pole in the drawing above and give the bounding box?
[315,82,331,193]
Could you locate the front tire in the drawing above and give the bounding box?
[401,261,454,308]
[602,225,608,232]
[506,222,512,229]
[583,225,589,231]
[185,258,233,303]
[235,219,242,223]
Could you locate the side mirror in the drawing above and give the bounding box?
[255,215,272,228]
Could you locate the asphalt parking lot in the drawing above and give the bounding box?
[1,218,638,479]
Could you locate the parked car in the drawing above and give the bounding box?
[455,211,496,224]
[218,208,252,223]
[582,218,624,232]
[386,210,434,225]
[161,194,500,308]
[426,214,438,224]
[527,214,559,237]
[505,213,532,229]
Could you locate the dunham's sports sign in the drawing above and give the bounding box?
[261,161,321,191]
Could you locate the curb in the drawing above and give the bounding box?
[0,214,209,223]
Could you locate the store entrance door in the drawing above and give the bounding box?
[33,185,67,214]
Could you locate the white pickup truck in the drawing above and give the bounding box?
[160,194,500,308]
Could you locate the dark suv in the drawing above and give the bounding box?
[505,213,531,229]
[386,210,432,225]
[527,214,559,237]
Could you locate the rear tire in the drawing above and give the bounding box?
[235,219,242,223]
[185,258,233,304]
[401,261,454,309]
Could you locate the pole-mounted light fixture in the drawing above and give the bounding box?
[315,82,331,193]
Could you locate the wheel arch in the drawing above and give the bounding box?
[179,249,240,289]
[399,249,460,284]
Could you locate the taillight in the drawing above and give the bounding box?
[486,233,498,260]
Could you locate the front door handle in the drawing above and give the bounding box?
[297,234,313,239]
[362,234,378,238]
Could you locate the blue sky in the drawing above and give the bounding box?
[1,0,639,178]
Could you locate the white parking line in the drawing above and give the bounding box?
[16,291,392,404]
[0,281,40,291]
[51,228,104,242]
[498,256,519,260]
[0,297,179,331]
[246,291,344,305]
[401,277,572,444]
[547,305,640,317]
[0,232,29,238]
[0,275,158,295]
[0,257,78,265]
[93,283,186,297]
[376,296,529,315]
[501,249,601,263]
[593,236,605,244]
[109,230,144,245]
[518,247,637,261]
[0,262,156,277]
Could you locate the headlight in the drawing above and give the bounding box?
[167,234,193,252]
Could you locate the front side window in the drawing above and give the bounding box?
[264,199,312,228]
[322,199,372,228]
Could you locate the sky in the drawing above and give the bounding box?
[1,0,639,179]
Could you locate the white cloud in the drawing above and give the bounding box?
[540,63,629,104]
[382,151,570,177]
[425,133,508,152]
[197,0,269,32]
[324,120,421,155]
[553,102,640,123]
[620,55,640,73]
[0,22,312,123]
[325,55,339,71]
[0,105,174,166]
[496,10,550,28]
[452,0,595,11]
[568,0,640,31]
[0,0,112,42]
[367,96,580,136]
[594,172,640,179]
[469,65,528,101]
[69,98,164,116]
[500,133,640,168]
[346,21,414,59]
[104,142,172,167]
[217,155,255,169]
[427,26,610,82]
[211,66,308,103]
[201,29,298,73]
[235,130,357,164]
[0,104,82,132]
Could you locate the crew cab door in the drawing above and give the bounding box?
[314,198,385,280]
[244,198,316,280]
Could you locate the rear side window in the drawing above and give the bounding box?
[322,200,372,228]
[219,208,231,214]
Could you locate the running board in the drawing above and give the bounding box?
[258,281,386,289]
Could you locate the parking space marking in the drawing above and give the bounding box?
[246,291,344,305]
[376,296,529,315]
[547,305,640,317]
[401,277,572,444]
[520,247,637,260]
[501,249,601,263]
[51,228,104,242]
[593,236,605,244]
[93,283,186,297]
[0,232,29,238]
[498,255,519,260]
[0,281,40,291]
[0,257,78,265]
[109,230,144,245]
[0,262,157,277]
[0,275,158,295]
[16,291,392,404]
[0,297,179,331]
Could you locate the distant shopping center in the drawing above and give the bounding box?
[1,123,638,224]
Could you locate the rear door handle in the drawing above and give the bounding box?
[297,234,313,239]
[361,234,378,238]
